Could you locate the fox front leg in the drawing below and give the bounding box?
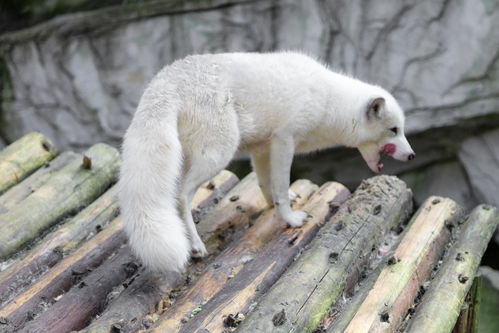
[269,133,308,227]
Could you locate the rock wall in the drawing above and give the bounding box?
[0,0,498,208]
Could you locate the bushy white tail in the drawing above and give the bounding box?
[118,108,190,273]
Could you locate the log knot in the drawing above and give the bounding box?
[458,274,469,284]
[272,309,286,326]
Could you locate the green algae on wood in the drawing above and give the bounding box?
[0,132,57,195]
[344,197,463,333]
[154,180,324,333]
[0,151,75,213]
[0,143,119,260]
[237,175,413,333]
[0,185,119,306]
[406,204,499,333]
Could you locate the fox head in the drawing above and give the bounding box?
[357,93,415,173]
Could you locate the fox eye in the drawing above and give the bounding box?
[390,127,398,135]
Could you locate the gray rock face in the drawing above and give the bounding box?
[0,0,498,151]
[400,160,477,211]
[459,129,499,208]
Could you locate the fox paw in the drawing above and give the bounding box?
[288,189,301,202]
[191,239,208,258]
[283,210,308,228]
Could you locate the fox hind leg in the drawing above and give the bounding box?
[179,117,239,258]
[251,150,273,206]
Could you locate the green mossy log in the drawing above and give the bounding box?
[174,182,350,333]
[344,197,463,333]
[0,143,119,260]
[0,151,75,213]
[406,204,499,333]
[0,132,57,195]
[237,175,413,333]
[153,180,325,333]
[77,170,240,333]
[0,185,119,306]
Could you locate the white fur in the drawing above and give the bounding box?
[119,52,414,273]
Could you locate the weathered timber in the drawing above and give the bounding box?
[0,185,119,306]
[175,182,350,333]
[0,132,57,195]
[451,278,478,333]
[151,180,325,333]
[0,218,125,330]
[15,170,237,332]
[0,171,237,329]
[452,273,499,333]
[0,151,75,213]
[21,244,138,333]
[195,172,269,253]
[237,175,413,333]
[326,262,386,333]
[78,172,259,333]
[0,143,120,259]
[343,196,463,333]
[405,204,498,333]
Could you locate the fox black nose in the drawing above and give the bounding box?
[408,153,415,161]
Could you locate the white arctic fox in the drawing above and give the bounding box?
[118,52,415,273]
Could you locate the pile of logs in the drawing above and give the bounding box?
[0,132,497,333]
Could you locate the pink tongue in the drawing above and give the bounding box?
[380,144,396,156]
[377,162,384,170]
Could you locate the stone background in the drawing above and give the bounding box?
[0,0,498,211]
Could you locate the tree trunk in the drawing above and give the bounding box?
[343,197,463,333]
[0,143,120,260]
[0,132,56,195]
[405,204,498,333]
[237,175,413,333]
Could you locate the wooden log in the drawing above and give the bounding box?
[77,172,261,333]
[0,132,57,195]
[0,217,125,330]
[150,180,325,333]
[0,170,238,332]
[452,272,499,333]
[21,245,138,333]
[174,182,351,333]
[326,262,386,333]
[405,204,498,333]
[196,172,270,254]
[325,216,416,333]
[0,151,75,213]
[451,278,477,333]
[0,185,119,307]
[0,143,120,260]
[343,196,463,333]
[237,175,414,333]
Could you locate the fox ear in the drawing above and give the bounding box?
[366,97,385,120]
